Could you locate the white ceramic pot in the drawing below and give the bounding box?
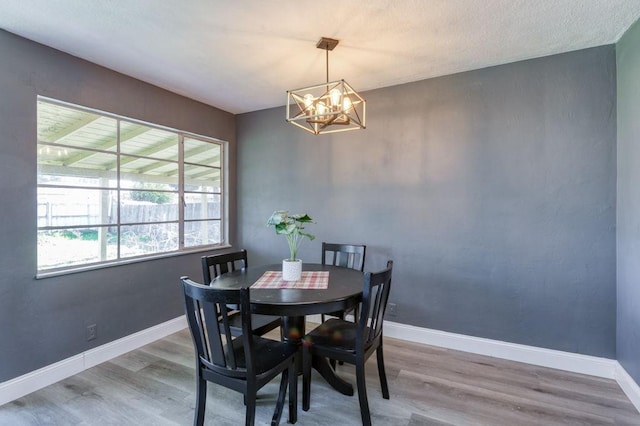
[282,259,302,281]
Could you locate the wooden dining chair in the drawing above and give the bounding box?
[302,261,393,426]
[202,250,281,336]
[320,242,366,323]
[181,277,297,426]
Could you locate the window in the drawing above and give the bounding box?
[37,98,226,274]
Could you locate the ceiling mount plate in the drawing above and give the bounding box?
[316,37,339,51]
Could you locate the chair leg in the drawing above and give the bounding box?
[302,345,311,411]
[336,311,346,367]
[245,386,257,426]
[194,376,207,426]
[288,358,298,424]
[376,345,390,399]
[271,369,288,426]
[355,359,372,426]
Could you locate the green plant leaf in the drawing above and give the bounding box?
[299,231,315,241]
[267,210,287,226]
[274,222,291,234]
[292,213,313,223]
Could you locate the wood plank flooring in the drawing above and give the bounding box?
[1,327,639,425]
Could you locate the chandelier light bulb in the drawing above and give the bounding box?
[303,93,315,111]
[316,101,327,118]
[343,96,353,112]
[330,88,341,108]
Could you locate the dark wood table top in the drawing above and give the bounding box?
[210,263,363,317]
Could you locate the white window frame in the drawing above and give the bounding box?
[36,97,229,278]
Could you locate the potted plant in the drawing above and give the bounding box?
[267,210,315,281]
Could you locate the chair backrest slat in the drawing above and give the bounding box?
[321,242,366,272]
[357,260,393,347]
[202,301,228,367]
[184,297,208,364]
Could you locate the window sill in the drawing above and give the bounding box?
[35,244,232,279]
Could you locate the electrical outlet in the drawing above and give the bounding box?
[387,303,398,316]
[87,324,97,341]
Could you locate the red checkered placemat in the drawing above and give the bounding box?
[251,271,329,289]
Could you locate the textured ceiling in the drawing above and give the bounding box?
[1,1,639,114]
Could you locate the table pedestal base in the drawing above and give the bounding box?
[283,316,354,396]
[312,355,354,396]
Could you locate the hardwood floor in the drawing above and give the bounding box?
[1,327,639,425]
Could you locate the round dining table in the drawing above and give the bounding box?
[210,263,363,396]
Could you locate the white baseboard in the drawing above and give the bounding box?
[0,316,187,407]
[2,315,639,415]
[0,355,85,408]
[615,362,640,411]
[306,314,322,324]
[383,320,618,378]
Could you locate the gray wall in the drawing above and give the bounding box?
[0,30,236,382]
[237,46,617,358]
[617,19,640,384]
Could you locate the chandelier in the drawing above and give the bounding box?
[286,37,366,135]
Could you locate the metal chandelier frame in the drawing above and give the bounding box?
[286,37,366,135]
